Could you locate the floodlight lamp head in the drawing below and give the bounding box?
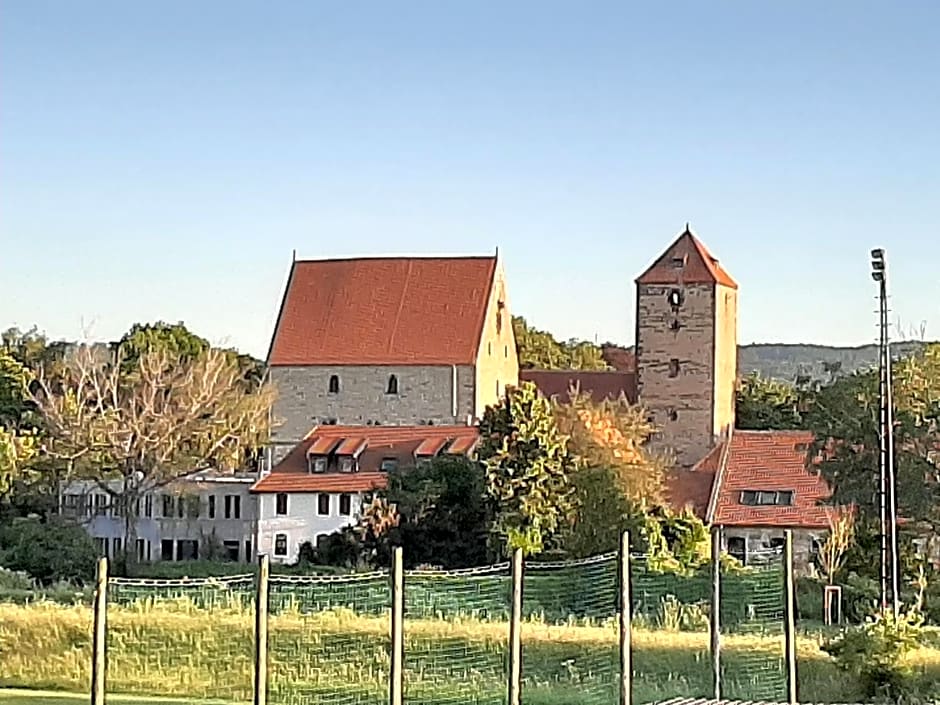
[872,271,884,282]
[871,259,885,271]
[871,248,885,260]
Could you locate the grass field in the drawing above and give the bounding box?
[2,599,940,704]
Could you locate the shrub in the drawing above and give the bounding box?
[0,565,34,590]
[0,517,97,584]
[822,608,925,701]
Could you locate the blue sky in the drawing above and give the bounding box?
[2,1,938,359]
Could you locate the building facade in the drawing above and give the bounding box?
[251,425,480,564]
[265,254,518,463]
[60,471,258,563]
[634,228,739,467]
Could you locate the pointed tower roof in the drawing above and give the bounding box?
[635,226,737,289]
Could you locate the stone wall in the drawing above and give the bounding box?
[636,283,717,466]
[474,261,520,411]
[712,284,738,439]
[722,525,826,575]
[269,364,476,445]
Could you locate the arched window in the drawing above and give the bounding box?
[386,374,399,395]
[328,375,340,394]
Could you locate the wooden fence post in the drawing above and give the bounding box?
[254,553,270,705]
[508,547,524,705]
[710,526,721,701]
[90,556,108,705]
[620,531,632,705]
[389,546,404,705]
[784,530,798,705]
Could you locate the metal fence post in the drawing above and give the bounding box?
[620,531,632,705]
[784,530,798,705]
[710,526,721,701]
[508,548,524,705]
[254,553,270,705]
[90,556,108,705]
[389,546,404,705]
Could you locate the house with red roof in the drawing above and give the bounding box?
[251,424,479,563]
[265,253,518,463]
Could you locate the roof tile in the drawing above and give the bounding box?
[635,228,737,289]
[267,256,498,365]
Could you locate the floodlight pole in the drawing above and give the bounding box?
[872,248,900,617]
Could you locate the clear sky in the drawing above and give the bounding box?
[2,1,938,359]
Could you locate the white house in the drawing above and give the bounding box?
[251,424,479,564]
[59,469,258,563]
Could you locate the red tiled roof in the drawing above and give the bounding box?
[308,436,342,455]
[267,256,498,366]
[635,228,738,289]
[711,430,833,529]
[252,425,480,493]
[665,442,723,519]
[601,345,636,372]
[445,436,478,455]
[520,370,637,404]
[414,437,449,456]
[335,437,367,457]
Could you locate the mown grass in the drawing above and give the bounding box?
[3,599,940,704]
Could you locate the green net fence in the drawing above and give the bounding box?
[267,570,390,705]
[630,548,787,704]
[523,553,621,705]
[403,563,510,705]
[719,548,787,702]
[106,574,256,701]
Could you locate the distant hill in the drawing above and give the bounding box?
[738,341,929,382]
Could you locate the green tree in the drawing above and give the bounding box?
[0,352,32,427]
[512,316,610,370]
[0,516,98,584]
[383,455,492,569]
[551,388,666,557]
[116,321,210,372]
[31,343,274,570]
[805,343,940,531]
[478,381,575,555]
[735,372,804,430]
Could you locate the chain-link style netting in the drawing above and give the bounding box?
[522,553,620,705]
[719,549,787,702]
[106,574,256,701]
[403,563,510,705]
[267,571,390,705]
[630,550,787,704]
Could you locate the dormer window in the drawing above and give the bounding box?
[309,457,327,474]
[740,490,794,506]
[671,256,686,269]
[386,374,399,395]
[328,375,340,394]
[380,457,398,473]
[339,457,355,473]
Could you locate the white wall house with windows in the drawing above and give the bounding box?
[252,424,480,565]
[58,470,259,563]
[254,488,369,564]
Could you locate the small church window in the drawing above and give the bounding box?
[671,256,686,269]
[669,359,680,378]
[386,374,399,395]
[668,289,683,308]
[328,375,340,394]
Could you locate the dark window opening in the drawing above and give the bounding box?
[162,495,174,518]
[668,359,680,377]
[339,493,352,516]
[670,319,682,332]
[739,490,795,506]
[208,495,216,519]
[276,493,288,515]
[161,539,175,561]
[504,345,509,358]
[177,539,198,561]
[136,538,148,562]
[177,496,185,518]
[386,374,399,395]
[671,256,686,269]
[274,534,287,557]
[380,457,398,473]
[310,456,327,473]
[488,342,492,356]
[317,493,330,515]
[316,534,329,549]
[245,539,252,562]
[224,494,242,519]
[668,288,683,308]
[667,408,679,422]
[339,457,355,473]
[328,375,340,394]
[223,540,240,561]
[727,536,746,564]
[185,495,200,519]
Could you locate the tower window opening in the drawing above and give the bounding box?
[670,319,682,332]
[669,359,680,377]
[668,288,683,307]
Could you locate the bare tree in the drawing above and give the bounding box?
[818,508,855,585]
[31,344,275,565]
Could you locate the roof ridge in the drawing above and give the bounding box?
[294,254,497,264]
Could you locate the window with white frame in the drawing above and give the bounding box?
[339,493,352,516]
[317,493,330,515]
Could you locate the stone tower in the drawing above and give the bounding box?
[634,227,738,467]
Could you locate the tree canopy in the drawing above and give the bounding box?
[735,372,805,430]
[478,381,575,555]
[512,316,610,370]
